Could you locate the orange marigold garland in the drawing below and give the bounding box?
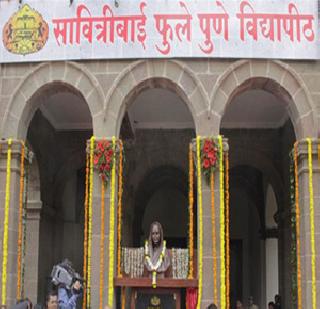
[188,143,194,279]
[82,153,89,309]
[117,140,124,277]
[99,181,106,309]
[210,171,217,304]
[225,152,230,309]
[16,142,25,300]
[294,142,302,309]
[121,287,126,309]
[87,136,95,308]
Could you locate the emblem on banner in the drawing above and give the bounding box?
[2,4,49,55]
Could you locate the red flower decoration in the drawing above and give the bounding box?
[93,139,117,185]
[200,138,220,184]
[203,158,210,168]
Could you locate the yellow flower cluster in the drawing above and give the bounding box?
[1,139,12,306]
[196,137,203,309]
[108,136,117,307]
[218,136,226,309]
[307,138,317,309]
[225,152,230,309]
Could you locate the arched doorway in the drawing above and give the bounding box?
[118,84,196,251]
[220,78,296,308]
[25,83,93,304]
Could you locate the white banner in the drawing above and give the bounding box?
[0,0,319,63]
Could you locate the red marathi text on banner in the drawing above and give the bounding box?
[50,0,316,56]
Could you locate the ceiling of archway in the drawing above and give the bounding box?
[221,89,288,129]
[39,88,288,131]
[39,91,92,130]
[128,88,195,130]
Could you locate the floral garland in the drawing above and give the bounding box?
[200,138,219,184]
[210,172,217,304]
[218,136,226,309]
[21,147,29,298]
[289,149,297,306]
[82,153,89,309]
[117,140,124,277]
[294,143,302,309]
[16,142,25,300]
[188,143,194,279]
[145,240,167,288]
[307,138,317,309]
[108,136,117,307]
[99,181,105,309]
[225,152,230,309]
[87,136,95,308]
[121,287,125,309]
[1,139,12,306]
[196,136,203,309]
[94,139,115,185]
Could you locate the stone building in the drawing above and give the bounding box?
[0,1,319,309]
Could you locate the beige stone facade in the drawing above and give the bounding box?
[0,59,319,308]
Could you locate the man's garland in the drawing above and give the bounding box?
[144,240,167,288]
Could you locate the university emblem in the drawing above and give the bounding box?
[2,4,49,55]
[150,296,161,306]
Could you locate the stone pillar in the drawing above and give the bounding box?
[296,139,320,309]
[0,140,24,306]
[197,138,228,308]
[24,201,41,304]
[86,139,117,309]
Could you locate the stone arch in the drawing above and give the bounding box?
[104,60,208,137]
[211,60,317,139]
[1,61,104,139]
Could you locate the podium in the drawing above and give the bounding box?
[115,278,198,309]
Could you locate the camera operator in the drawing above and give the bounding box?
[58,278,82,309]
[50,259,82,309]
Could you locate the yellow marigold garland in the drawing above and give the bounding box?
[99,181,106,309]
[225,152,230,309]
[188,143,194,279]
[87,136,95,308]
[16,142,25,300]
[210,171,217,304]
[218,136,226,309]
[108,136,116,307]
[307,138,317,309]
[1,139,12,306]
[294,142,302,309]
[196,136,203,309]
[117,140,124,277]
[82,153,89,309]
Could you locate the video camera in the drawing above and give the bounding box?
[50,260,84,290]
